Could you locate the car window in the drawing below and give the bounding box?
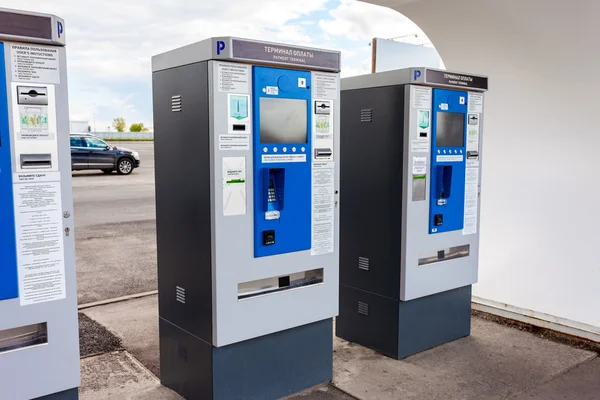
[70,137,84,147]
[84,137,108,149]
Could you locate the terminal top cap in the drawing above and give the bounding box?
[152,37,341,73]
[0,7,66,46]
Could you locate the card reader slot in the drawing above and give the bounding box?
[0,323,48,354]
[238,268,324,300]
[20,154,52,169]
[232,124,246,131]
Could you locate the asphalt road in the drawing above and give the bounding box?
[73,142,157,304]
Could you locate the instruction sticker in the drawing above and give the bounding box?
[265,86,279,95]
[411,139,429,153]
[411,87,432,109]
[11,44,60,84]
[219,134,250,151]
[218,62,249,93]
[13,173,66,305]
[468,92,484,114]
[436,155,463,162]
[463,168,479,235]
[262,154,306,163]
[311,162,335,256]
[412,157,427,175]
[313,72,338,100]
[222,157,247,216]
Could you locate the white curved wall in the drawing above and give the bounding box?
[362,0,600,332]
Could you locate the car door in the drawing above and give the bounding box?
[84,137,116,170]
[70,136,89,170]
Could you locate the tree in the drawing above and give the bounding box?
[129,123,148,132]
[112,117,126,132]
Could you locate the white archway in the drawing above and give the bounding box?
[361,0,600,339]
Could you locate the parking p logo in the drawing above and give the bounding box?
[414,69,422,81]
[217,41,226,55]
[57,21,63,38]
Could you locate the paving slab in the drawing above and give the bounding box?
[511,356,600,400]
[80,351,181,400]
[83,295,161,376]
[332,316,597,400]
[285,385,356,400]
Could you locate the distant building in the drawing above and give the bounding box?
[371,37,443,73]
[69,121,91,133]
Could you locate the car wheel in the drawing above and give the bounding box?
[102,169,113,174]
[117,158,134,175]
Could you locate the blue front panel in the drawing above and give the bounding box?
[429,88,468,234]
[253,66,312,257]
[0,42,19,300]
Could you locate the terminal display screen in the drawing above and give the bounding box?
[260,98,308,144]
[436,112,465,147]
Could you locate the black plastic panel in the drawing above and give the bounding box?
[153,62,213,343]
[340,85,406,299]
[337,285,400,358]
[160,318,213,400]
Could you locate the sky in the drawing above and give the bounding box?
[7,0,431,131]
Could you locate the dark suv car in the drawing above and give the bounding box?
[70,134,140,175]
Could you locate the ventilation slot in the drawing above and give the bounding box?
[358,302,369,316]
[171,95,182,112]
[360,109,373,123]
[176,286,186,304]
[177,344,188,362]
[358,257,370,271]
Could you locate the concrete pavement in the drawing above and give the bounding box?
[80,351,181,400]
[73,142,158,304]
[80,295,600,400]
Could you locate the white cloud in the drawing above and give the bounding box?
[341,54,372,78]
[319,0,429,43]
[4,1,414,129]
[5,0,330,128]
